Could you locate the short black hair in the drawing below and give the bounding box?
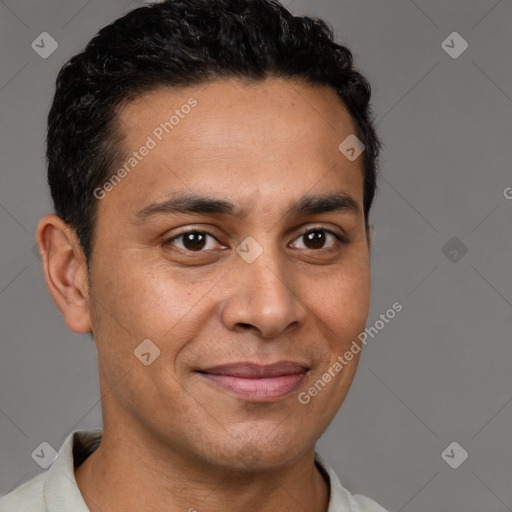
[47,0,380,264]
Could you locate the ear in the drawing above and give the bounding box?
[36,214,92,334]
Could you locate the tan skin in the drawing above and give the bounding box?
[36,78,372,512]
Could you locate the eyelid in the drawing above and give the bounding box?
[162,224,347,252]
[164,228,226,250]
[285,227,345,254]
[292,225,347,244]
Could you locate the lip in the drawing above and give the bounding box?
[197,362,309,402]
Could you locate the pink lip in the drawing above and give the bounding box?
[198,362,308,402]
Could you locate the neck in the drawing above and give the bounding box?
[74,423,330,512]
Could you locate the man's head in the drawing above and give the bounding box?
[38,0,380,473]
[46,0,379,266]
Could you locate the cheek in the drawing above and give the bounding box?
[309,261,370,343]
[301,267,370,415]
[87,251,224,384]
[91,254,208,336]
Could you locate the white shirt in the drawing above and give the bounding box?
[0,429,388,512]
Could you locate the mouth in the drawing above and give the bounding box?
[196,362,309,402]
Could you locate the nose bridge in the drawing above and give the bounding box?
[250,252,293,308]
[221,240,304,338]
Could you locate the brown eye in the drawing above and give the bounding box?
[291,229,341,250]
[184,232,207,250]
[303,231,326,249]
[166,231,222,252]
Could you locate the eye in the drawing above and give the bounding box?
[165,230,224,252]
[291,228,343,250]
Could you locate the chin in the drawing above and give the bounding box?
[199,427,315,474]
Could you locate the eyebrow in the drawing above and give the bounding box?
[134,195,241,222]
[133,191,361,223]
[288,192,361,218]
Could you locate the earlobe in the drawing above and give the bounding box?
[36,214,92,334]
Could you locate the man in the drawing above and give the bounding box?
[1,0,387,510]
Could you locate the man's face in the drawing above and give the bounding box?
[87,79,370,470]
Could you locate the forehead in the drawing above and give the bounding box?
[102,79,364,218]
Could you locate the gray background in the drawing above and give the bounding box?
[1,0,511,510]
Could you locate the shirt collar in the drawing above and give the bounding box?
[44,429,101,512]
[315,452,353,511]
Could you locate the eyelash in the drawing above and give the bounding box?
[164,227,346,252]
[165,229,223,251]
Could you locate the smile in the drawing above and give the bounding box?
[197,362,309,402]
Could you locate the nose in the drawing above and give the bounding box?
[220,249,307,339]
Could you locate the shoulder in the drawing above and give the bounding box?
[314,452,390,512]
[0,471,47,512]
[1,429,102,512]
[347,492,390,512]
